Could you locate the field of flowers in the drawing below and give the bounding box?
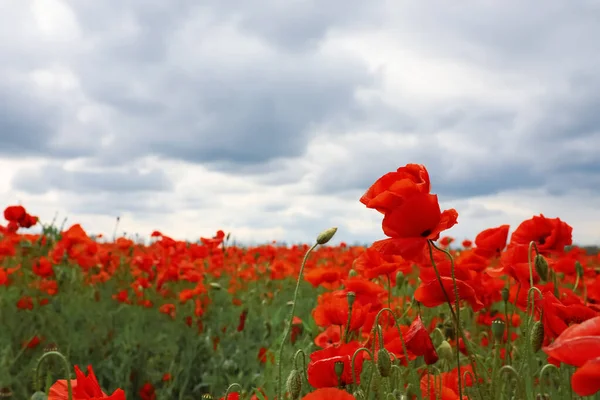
[2,163,600,400]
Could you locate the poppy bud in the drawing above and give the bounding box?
[286,369,302,400]
[437,340,453,362]
[348,269,358,278]
[316,227,337,245]
[395,272,405,289]
[491,319,506,343]
[534,254,549,282]
[30,392,47,400]
[530,321,545,353]
[377,348,392,377]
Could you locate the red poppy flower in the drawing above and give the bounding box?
[4,205,26,222]
[543,316,600,396]
[543,316,600,366]
[383,316,438,365]
[539,292,598,339]
[307,342,365,388]
[302,388,355,400]
[572,357,600,396]
[139,383,155,400]
[48,365,126,400]
[510,215,572,254]
[473,225,510,259]
[372,193,458,262]
[415,277,484,312]
[360,164,430,214]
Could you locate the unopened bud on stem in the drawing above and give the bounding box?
[286,369,302,400]
[376,348,392,377]
[437,340,453,362]
[395,272,405,289]
[530,321,545,353]
[316,227,337,245]
[534,254,549,282]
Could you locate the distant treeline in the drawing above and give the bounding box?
[569,245,600,255]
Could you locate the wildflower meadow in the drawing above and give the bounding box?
[2,163,600,400]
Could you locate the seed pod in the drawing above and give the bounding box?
[347,291,356,309]
[491,319,506,343]
[334,361,345,380]
[530,321,545,353]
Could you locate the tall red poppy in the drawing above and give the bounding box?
[360,164,430,214]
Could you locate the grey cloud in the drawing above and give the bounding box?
[226,0,380,50]
[2,1,378,171]
[0,81,64,157]
[3,0,600,219]
[12,165,173,195]
[461,204,508,220]
[84,54,374,167]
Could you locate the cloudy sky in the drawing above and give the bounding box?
[2,0,600,246]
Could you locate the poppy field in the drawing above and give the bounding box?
[2,163,600,400]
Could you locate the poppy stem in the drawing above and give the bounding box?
[223,383,242,400]
[426,240,463,398]
[350,347,374,394]
[276,242,318,400]
[503,299,513,364]
[428,240,484,400]
[371,308,415,390]
[386,273,392,310]
[293,349,308,386]
[538,363,559,398]
[35,351,73,400]
[527,241,540,289]
[499,365,522,398]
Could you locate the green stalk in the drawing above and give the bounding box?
[276,242,318,400]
